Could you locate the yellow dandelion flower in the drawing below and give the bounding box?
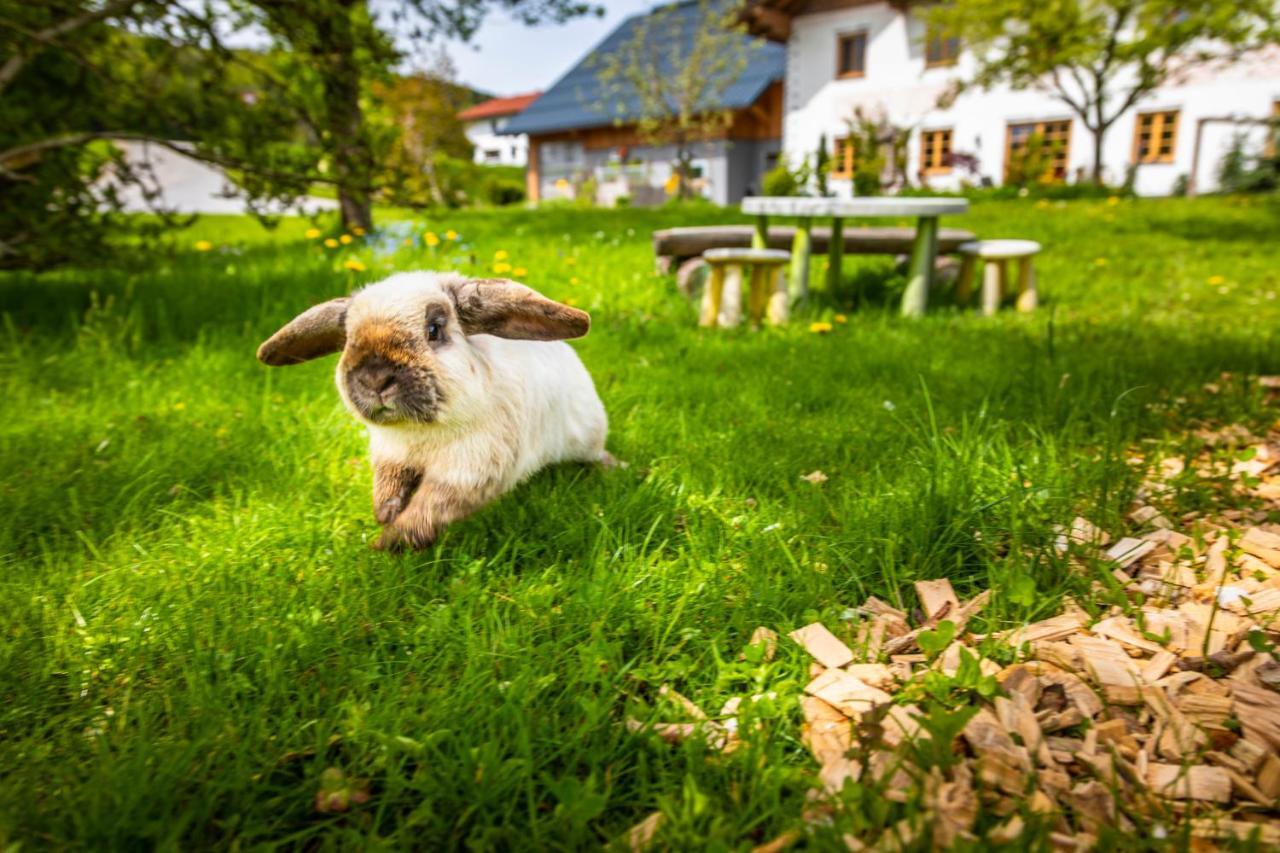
[343,259,367,272]
[424,232,440,247]
[352,226,366,236]
[565,256,577,266]
[570,276,580,285]
[834,314,848,324]
[304,228,322,239]
[403,238,411,246]
[1207,275,1226,286]
[1106,196,1120,206]
[565,297,579,307]
[1094,257,1108,266]
[173,402,187,410]
[809,321,833,334]
[493,262,512,274]
[324,238,339,249]
[494,250,509,261]
[339,234,353,245]
[513,267,528,277]
[446,229,459,241]
[194,240,213,252]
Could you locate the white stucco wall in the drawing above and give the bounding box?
[464,116,529,167]
[782,3,1280,196]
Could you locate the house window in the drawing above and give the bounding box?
[925,29,960,68]
[1005,119,1072,183]
[830,136,855,178]
[836,32,867,78]
[921,129,953,174]
[1133,110,1179,164]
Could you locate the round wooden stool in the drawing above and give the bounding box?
[699,248,791,328]
[955,240,1041,315]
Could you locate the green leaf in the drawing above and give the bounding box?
[918,620,957,660]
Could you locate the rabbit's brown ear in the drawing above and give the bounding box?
[257,297,350,365]
[449,279,589,341]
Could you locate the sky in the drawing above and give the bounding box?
[435,0,657,96]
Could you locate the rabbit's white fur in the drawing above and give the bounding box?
[259,270,608,548]
[353,274,608,488]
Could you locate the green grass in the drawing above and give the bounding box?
[2,196,1279,848]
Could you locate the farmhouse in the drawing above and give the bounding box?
[742,0,1280,196]
[458,91,541,167]
[502,1,786,205]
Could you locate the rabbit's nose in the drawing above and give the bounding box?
[355,361,399,400]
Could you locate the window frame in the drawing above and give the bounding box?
[1004,119,1073,183]
[1132,109,1180,165]
[920,128,953,175]
[835,31,868,79]
[830,136,856,179]
[924,28,960,68]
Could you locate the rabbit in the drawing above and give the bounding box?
[257,271,612,549]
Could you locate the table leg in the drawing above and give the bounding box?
[1016,258,1038,312]
[753,215,769,250]
[901,215,939,317]
[826,216,844,293]
[789,217,812,307]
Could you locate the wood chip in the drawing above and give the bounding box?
[1106,537,1157,569]
[914,578,960,621]
[747,626,778,660]
[1146,764,1232,802]
[803,669,893,718]
[788,623,854,669]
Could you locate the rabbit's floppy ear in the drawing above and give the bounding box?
[450,279,589,341]
[257,297,351,366]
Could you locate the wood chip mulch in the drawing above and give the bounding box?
[622,407,1280,851]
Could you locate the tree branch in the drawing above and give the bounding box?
[0,132,356,191]
[0,0,154,92]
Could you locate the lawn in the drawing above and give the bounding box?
[2,196,1279,848]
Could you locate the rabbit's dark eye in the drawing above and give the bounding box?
[427,321,442,342]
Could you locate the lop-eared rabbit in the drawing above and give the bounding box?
[258,271,611,549]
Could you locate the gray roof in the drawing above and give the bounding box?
[501,1,785,137]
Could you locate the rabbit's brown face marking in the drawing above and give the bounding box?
[340,319,444,424]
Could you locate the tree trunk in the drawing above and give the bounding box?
[316,1,373,230]
[1091,125,1106,185]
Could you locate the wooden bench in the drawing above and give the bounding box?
[655,225,976,265]
[655,224,977,296]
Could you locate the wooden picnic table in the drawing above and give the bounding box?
[741,196,971,317]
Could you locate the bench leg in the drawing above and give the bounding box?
[1016,258,1038,312]
[699,264,725,326]
[826,216,843,293]
[753,215,769,250]
[901,215,939,317]
[955,256,976,305]
[789,217,811,308]
[719,264,745,327]
[768,264,789,325]
[745,265,767,327]
[981,259,1003,316]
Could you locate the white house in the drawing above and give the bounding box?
[743,0,1280,196]
[458,92,541,167]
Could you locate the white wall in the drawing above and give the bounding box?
[782,3,1280,196]
[464,116,529,167]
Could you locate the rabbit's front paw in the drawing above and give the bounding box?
[373,522,438,552]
